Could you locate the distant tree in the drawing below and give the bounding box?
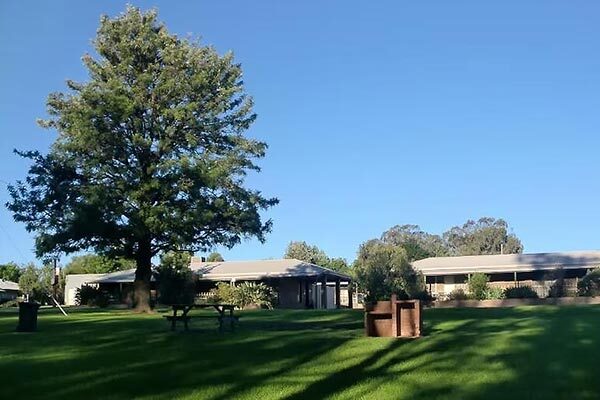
[443,217,523,256]
[0,262,21,282]
[284,241,349,273]
[381,224,450,261]
[354,240,426,302]
[326,257,351,274]
[7,7,277,312]
[18,264,40,298]
[284,241,329,266]
[19,263,54,302]
[63,254,135,275]
[206,252,225,262]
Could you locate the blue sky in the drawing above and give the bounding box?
[1,1,600,265]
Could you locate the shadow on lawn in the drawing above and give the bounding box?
[283,306,600,400]
[0,309,363,400]
[2,306,600,399]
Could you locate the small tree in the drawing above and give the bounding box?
[468,273,489,300]
[354,240,426,302]
[157,252,196,305]
[206,252,225,262]
[18,264,41,301]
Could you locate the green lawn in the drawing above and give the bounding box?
[1,305,599,400]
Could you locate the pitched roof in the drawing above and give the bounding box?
[190,258,352,281]
[412,251,600,275]
[0,279,19,291]
[91,269,156,284]
[91,258,351,284]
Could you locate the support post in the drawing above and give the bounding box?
[304,280,310,308]
[348,281,353,309]
[514,271,518,287]
[321,275,327,309]
[335,279,341,309]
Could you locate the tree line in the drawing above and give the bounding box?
[285,217,523,301]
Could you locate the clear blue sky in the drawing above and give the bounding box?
[1,1,600,265]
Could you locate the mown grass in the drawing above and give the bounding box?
[1,305,599,399]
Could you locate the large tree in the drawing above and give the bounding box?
[7,7,277,312]
[381,224,450,261]
[443,217,523,256]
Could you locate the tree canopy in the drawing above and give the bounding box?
[284,241,349,273]
[444,217,523,256]
[206,252,224,262]
[381,224,450,261]
[0,262,21,282]
[7,7,277,311]
[63,254,135,275]
[353,240,426,302]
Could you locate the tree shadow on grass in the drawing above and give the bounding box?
[282,306,600,400]
[2,306,600,399]
[0,309,361,400]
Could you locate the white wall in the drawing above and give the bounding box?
[64,274,104,305]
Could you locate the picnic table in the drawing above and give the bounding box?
[164,303,237,332]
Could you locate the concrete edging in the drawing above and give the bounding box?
[432,297,600,309]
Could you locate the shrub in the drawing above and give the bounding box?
[207,282,237,304]
[485,286,505,300]
[75,285,109,308]
[468,273,489,300]
[207,282,276,309]
[157,252,195,305]
[578,268,600,297]
[504,286,539,299]
[447,288,468,300]
[234,282,276,309]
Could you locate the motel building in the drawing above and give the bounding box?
[412,251,600,299]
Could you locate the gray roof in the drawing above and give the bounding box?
[92,269,156,284]
[0,279,19,292]
[413,251,600,275]
[65,274,106,287]
[190,258,352,281]
[90,258,351,284]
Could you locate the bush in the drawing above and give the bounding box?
[207,281,276,309]
[75,285,109,308]
[206,282,237,304]
[485,286,505,300]
[504,286,539,299]
[447,288,468,300]
[235,282,276,309]
[578,268,600,297]
[468,273,489,300]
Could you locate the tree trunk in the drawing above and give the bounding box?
[133,240,153,313]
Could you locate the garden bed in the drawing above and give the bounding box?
[433,296,600,308]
